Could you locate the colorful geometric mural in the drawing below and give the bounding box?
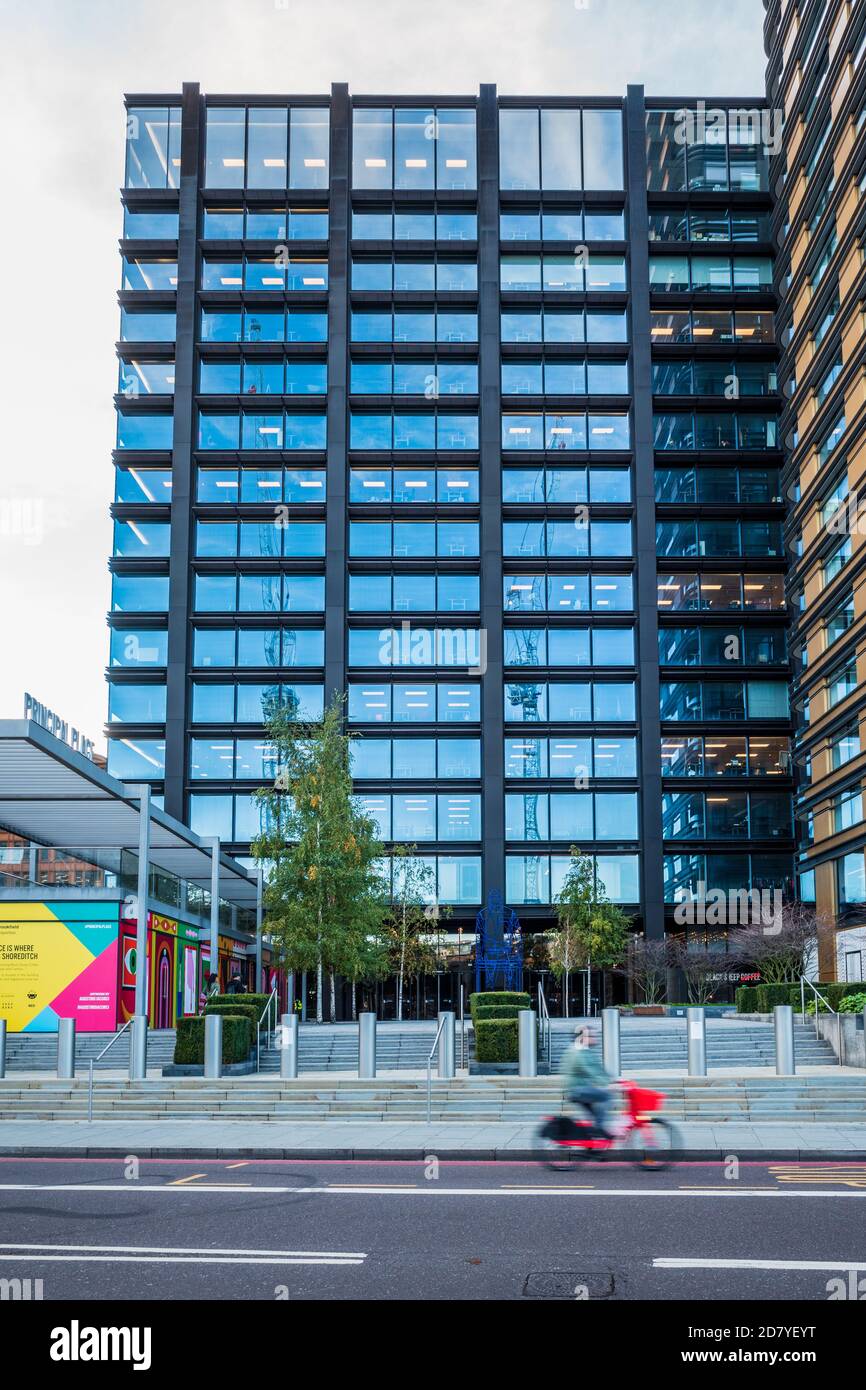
[0,902,120,1033]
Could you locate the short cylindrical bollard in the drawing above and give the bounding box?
[437,1011,455,1079]
[129,1014,148,1080]
[601,1007,621,1078]
[358,1012,376,1078]
[57,1018,76,1079]
[518,1008,538,1077]
[687,1007,707,1077]
[0,1018,6,1079]
[280,1012,298,1079]
[204,1013,223,1079]
[774,1004,796,1076]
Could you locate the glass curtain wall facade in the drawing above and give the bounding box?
[765,0,866,979]
[107,83,794,995]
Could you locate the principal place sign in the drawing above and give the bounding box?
[23,691,95,760]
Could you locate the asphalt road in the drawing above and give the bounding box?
[0,1156,865,1302]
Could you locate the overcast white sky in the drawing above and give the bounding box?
[0,0,766,751]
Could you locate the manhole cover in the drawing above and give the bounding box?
[523,1271,615,1300]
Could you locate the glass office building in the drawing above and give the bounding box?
[107,84,793,1004]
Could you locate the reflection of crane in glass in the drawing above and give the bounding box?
[503,605,542,902]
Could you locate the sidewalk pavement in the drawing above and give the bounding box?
[1,1118,865,1159]
[5,1064,863,1081]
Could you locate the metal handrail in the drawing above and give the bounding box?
[537,982,551,1069]
[426,1013,447,1123]
[799,976,843,1065]
[256,985,279,1072]
[459,983,466,1070]
[88,1019,133,1123]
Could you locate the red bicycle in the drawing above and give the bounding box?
[536,1080,679,1170]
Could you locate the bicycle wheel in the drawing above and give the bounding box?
[534,1130,576,1171]
[627,1116,678,1171]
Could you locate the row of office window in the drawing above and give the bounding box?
[645,110,770,193]
[661,734,790,778]
[658,626,787,667]
[200,259,328,294]
[501,466,631,503]
[352,211,477,242]
[195,521,325,557]
[351,108,477,191]
[502,520,632,557]
[192,628,324,668]
[116,414,174,451]
[350,312,478,343]
[201,309,328,342]
[502,413,630,451]
[501,361,629,395]
[500,210,624,242]
[198,413,327,450]
[347,628,482,669]
[350,361,478,395]
[193,573,325,613]
[348,467,479,503]
[653,413,778,451]
[348,521,479,556]
[201,208,329,241]
[354,793,482,842]
[124,466,341,508]
[649,308,775,343]
[663,791,793,840]
[504,736,637,779]
[505,792,638,841]
[504,681,635,723]
[198,360,327,395]
[504,575,633,613]
[654,466,781,503]
[349,414,479,451]
[124,108,181,189]
[657,573,786,611]
[648,208,771,243]
[348,573,479,613]
[656,519,784,558]
[501,309,627,343]
[351,260,478,291]
[664,855,793,903]
[507,855,638,905]
[500,256,626,292]
[660,680,790,721]
[498,108,623,192]
[503,628,635,667]
[347,683,480,723]
[652,360,777,397]
[350,737,481,779]
[203,107,330,190]
[649,256,773,293]
[191,683,324,723]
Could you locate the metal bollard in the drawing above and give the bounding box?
[129,1014,148,1080]
[687,1007,707,1077]
[204,1013,223,1078]
[358,1012,376,1078]
[601,1007,621,1079]
[280,1012,298,1079]
[518,1009,538,1077]
[437,1011,455,1079]
[57,1018,76,1078]
[774,1004,796,1075]
[0,1019,6,1079]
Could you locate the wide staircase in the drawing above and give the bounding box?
[259,1021,443,1073]
[3,1030,177,1072]
[0,1074,864,1124]
[547,1019,837,1071]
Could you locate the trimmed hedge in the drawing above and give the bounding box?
[473,1003,530,1021]
[737,981,866,1014]
[475,1018,519,1063]
[210,992,271,1012]
[204,1001,258,1049]
[174,1015,252,1066]
[735,986,759,1013]
[469,991,530,1020]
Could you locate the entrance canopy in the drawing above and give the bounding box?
[0,721,257,908]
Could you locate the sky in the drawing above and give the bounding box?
[0,0,767,752]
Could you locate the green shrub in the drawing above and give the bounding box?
[475,1018,518,1063]
[473,1003,531,1021]
[838,992,866,1013]
[204,1001,258,1049]
[174,1015,253,1066]
[735,986,758,1013]
[469,991,530,1020]
[210,992,272,1014]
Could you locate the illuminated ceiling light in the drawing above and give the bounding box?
[304,158,326,167]
[365,158,387,168]
[405,159,427,168]
[263,158,286,168]
[223,158,245,168]
[446,158,467,168]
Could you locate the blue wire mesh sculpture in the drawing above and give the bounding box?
[474,889,523,993]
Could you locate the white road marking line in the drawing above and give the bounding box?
[655,1257,866,1272]
[0,1245,361,1267]
[0,1182,863,1198]
[0,1254,363,1266]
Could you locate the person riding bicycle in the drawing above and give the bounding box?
[559,1024,615,1138]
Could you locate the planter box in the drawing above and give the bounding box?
[162,1060,257,1077]
[469,1061,519,1075]
[632,1006,665,1017]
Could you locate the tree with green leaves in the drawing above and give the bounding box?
[252,693,388,1023]
[385,849,446,1020]
[551,847,630,1015]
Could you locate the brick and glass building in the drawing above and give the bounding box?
[107,83,794,1010]
[765,0,866,981]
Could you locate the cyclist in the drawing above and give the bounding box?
[559,1024,615,1138]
